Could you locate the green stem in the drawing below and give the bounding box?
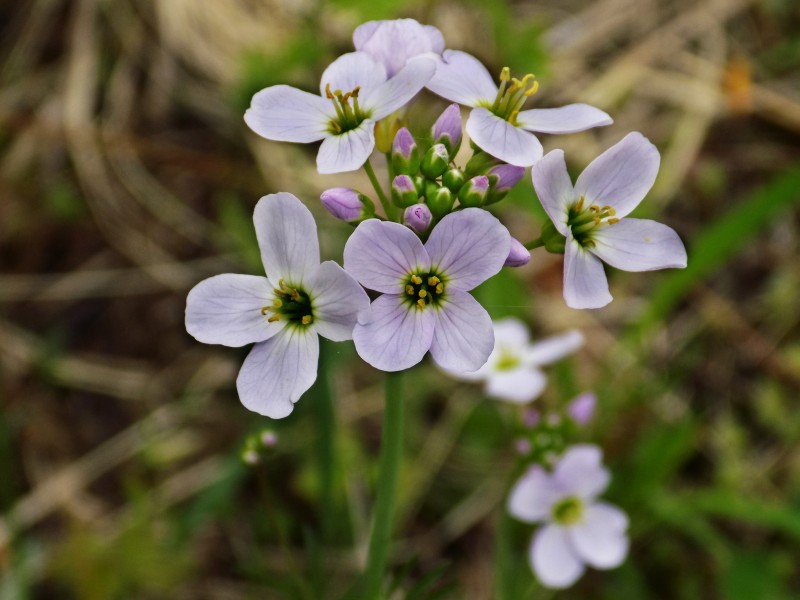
[313,339,335,541]
[524,237,545,250]
[364,160,395,221]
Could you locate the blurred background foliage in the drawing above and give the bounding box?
[1,0,800,598]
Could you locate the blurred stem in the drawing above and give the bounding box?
[364,160,395,221]
[524,237,544,250]
[313,339,335,541]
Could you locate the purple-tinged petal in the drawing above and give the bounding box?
[319,52,386,97]
[320,187,366,222]
[185,274,283,347]
[466,108,543,167]
[423,25,445,53]
[353,294,435,371]
[237,327,319,418]
[425,208,510,291]
[353,19,444,78]
[530,524,586,589]
[567,392,597,425]
[403,203,432,234]
[553,444,610,500]
[486,368,547,403]
[432,103,463,150]
[245,85,333,143]
[306,261,369,342]
[364,56,436,120]
[504,237,531,267]
[517,103,613,134]
[344,219,430,293]
[563,232,612,309]
[574,132,660,218]
[590,218,687,272]
[531,149,573,236]
[254,193,320,288]
[525,330,583,366]
[488,164,525,193]
[316,120,376,174]
[426,50,498,106]
[508,465,559,522]
[569,503,629,569]
[429,289,494,373]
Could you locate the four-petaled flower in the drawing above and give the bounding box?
[185,193,368,418]
[344,209,511,372]
[532,132,688,309]
[354,18,444,78]
[447,318,583,403]
[245,52,434,174]
[508,445,629,589]
[426,50,612,166]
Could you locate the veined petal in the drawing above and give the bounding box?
[344,219,430,294]
[429,289,494,373]
[353,19,444,78]
[244,85,333,143]
[485,368,547,403]
[423,25,446,53]
[563,233,612,309]
[306,261,369,342]
[319,52,386,98]
[525,330,584,366]
[531,149,574,236]
[590,218,687,272]
[517,103,613,134]
[570,503,629,569]
[426,50,498,106]
[530,525,586,589]
[254,193,320,289]
[553,444,610,500]
[353,294,435,372]
[365,56,436,120]
[237,327,319,418]
[425,208,510,291]
[575,132,660,218]
[185,274,284,347]
[508,465,559,522]
[466,108,543,167]
[316,120,376,174]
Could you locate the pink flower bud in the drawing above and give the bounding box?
[320,187,372,222]
[403,203,432,234]
[488,164,525,192]
[504,237,531,267]
[432,103,462,154]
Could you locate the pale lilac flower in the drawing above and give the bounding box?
[344,209,511,372]
[427,50,612,166]
[404,203,432,234]
[532,132,688,309]
[185,193,369,418]
[245,53,434,174]
[353,19,444,78]
[567,392,596,426]
[448,318,583,403]
[504,237,531,267]
[508,445,629,589]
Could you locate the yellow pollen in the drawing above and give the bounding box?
[509,109,519,124]
[411,275,423,285]
[500,66,511,81]
[406,285,415,296]
[524,80,540,97]
[608,217,620,224]
[273,298,283,308]
[428,276,440,286]
[416,298,425,308]
[435,283,444,294]
[590,204,601,212]
[267,315,281,323]
[351,85,360,98]
[325,83,334,99]
[593,216,601,224]
[575,196,585,211]
[418,289,427,298]
[606,207,617,216]
[261,306,270,315]
[290,289,300,301]
[301,315,312,325]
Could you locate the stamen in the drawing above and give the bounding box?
[406,285,415,296]
[499,67,511,82]
[524,80,539,97]
[290,289,300,301]
[418,289,427,298]
[435,283,444,294]
[575,196,585,212]
[267,315,281,323]
[590,204,601,213]
[260,306,270,315]
[416,298,425,308]
[325,83,334,100]
[428,276,440,286]
[605,206,617,216]
[411,275,423,285]
[608,218,620,224]
[301,315,312,325]
[273,299,283,308]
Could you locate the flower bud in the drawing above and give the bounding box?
[514,438,532,455]
[260,430,278,448]
[412,175,426,196]
[541,220,566,254]
[504,237,531,267]
[320,187,374,223]
[427,186,454,219]
[420,143,450,179]
[403,203,432,234]
[523,408,540,429]
[486,164,525,204]
[567,392,596,426]
[464,151,501,178]
[391,127,420,175]
[458,175,490,207]
[441,168,466,194]
[391,174,419,208]
[431,103,462,155]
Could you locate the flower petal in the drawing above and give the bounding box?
[517,103,613,134]
[425,208,510,291]
[316,120,376,174]
[244,85,333,143]
[466,108,543,167]
[353,19,444,77]
[319,52,386,98]
[254,192,320,288]
[365,56,436,120]
[590,218,687,272]
[185,274,284,347]
[353,294,435,372]
[530,524,586,589]
[493,317,531,348]
[508,465,559,522]
[570,503,629,569]
[574,131,660,218]
[344,219,430,294]
[429,289,494,373]
[563,233,612,309]
[485,368,548,403]
[306,261,370,342]
[531,149,574,235]
[236,327,319,418]
[553,444,610,500]
[426,50,498,106]
[525,330,584,366]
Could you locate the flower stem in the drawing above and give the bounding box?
[313,339,335,541]
[364,159,395,221]
[524,237,545,250]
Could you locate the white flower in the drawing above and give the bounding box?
[354,18,444,78]
[532,132,688,309]
[426,50,612,166]
[185,193,368,418]
[447,318,583,403]
[508,445,629,589]
[244,52,435,174]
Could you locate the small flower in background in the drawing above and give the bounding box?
[532,132,688,309]
[185,193,369,418]
[567,392,596,426]
[344,209,511,373]
[508,445,629,589]
[260,429,278,448]
[244,52,434,174]
[353,18,444,78]
[320,187,374,223]
[446,318,583,403]
[426,50,612,166]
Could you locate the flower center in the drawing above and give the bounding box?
[404,272,446,309]
[479,67,539,126]
[494,349,521,371]
[325,83,368,134]
[551,496,584,526]
[260,279,314,327]
[566,195,619,248]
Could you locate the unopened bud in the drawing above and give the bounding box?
[412,175,426,196]
[391,175,419,208]
[458,175,490,207]
[403,203,432,234]
[320,187,374,223]
[391,127,419,175]
[432,103,462,155]
[464,151,501,178]
[420,143,450,179]
[486,164,525,204]
[442,168,466,194]
[427,186,453,219]
[504,237,531,267]
[567,392,596,426]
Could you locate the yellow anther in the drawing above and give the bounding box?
[325,83,334,99]
[290,289,300,301]
[331,121,342,133]
[261,306,270,315]
[267,315,281,323]
[509,109,519,124]
[575,196,585,211]
[411,275,422,285]
[605,206,617,216]
[435,283,444,294]
[301,315,313,325]
[428,276,440,286]
[351,86,360,97]
[524,80,539,97]
[585,240,597,248]
[519,73,535,87]
[406,285,415,296]
[418,289,427,298]
[593,216,601,224]
[416,298,425,308]
[608,218,620,224]
[342,92,351,103]
[273,298,283,308]
[590,204,601,213]
[500,67,511,81]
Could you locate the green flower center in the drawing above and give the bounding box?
[477,67,539,126]
[494,349,521,371]
[325,83,369,134]
[551,496,584,526]
[566,195,619,248]
[261,279,314,328]
[404,271,446,310]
